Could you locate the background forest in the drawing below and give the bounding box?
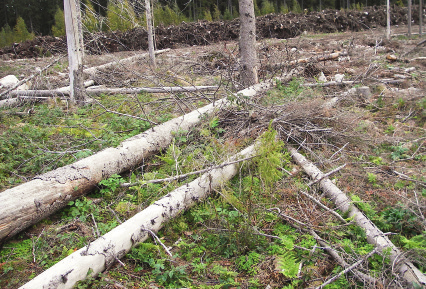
[0,0,418,49]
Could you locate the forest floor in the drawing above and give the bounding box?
[0,20,425,289]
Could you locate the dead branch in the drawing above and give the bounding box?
[83,48,170,76]
[288,146,426,286]
[316,247,378,289]
[122,155,255,187]
[310,230,379,286]
[85,85,219,95]
[272,51,348,69]
[0,55,66,100]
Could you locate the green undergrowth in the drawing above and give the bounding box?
[1,62,425,288]
[0,92,195,190]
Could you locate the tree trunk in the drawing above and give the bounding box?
[0,79,277,242]
[288,147,426,287]
[64,0,86,104]
[386,0,391,40]
[420,0,423,36]
[19,144,256,289]
[408,0,412,37]
[145,0,156,68]
[239,0,258,87]
[8,85,218,98]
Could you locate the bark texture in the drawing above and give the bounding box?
[64,0,86,104]
[19,145,255,289]
[0,79,275,242]
[145,0,156,68]
[238,0,258,87]
[288,147,426,287]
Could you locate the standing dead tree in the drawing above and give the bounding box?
[64,0,86,104]
[145,0,156,68]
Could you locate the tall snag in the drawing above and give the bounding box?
[64,0,86,104]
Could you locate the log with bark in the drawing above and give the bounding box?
[0,78,279,242]
[19,144,256,289]
[288,146,426,287]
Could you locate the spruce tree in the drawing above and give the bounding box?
[14,17,34,43]
[83,0,100,32]
[52,8,66,37]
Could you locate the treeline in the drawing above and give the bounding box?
[0,0,412,48]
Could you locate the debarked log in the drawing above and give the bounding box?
[19,144,256,289]
[288,147,426,287]
[7,85,219,98]
[83,48,170,76]
[271,51,348,70]
[0,79,275,242]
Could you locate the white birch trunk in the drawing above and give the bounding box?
[239,0,258,87]
[0,79,277,242]
[64,0,86,104]
[145,0,156,68]
[19,144,256,289]
[288,147,426,286]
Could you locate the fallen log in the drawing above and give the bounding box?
[271,51,348,70]
[0,80,95,108]
[7,80,95,98]
[83,48,170,76]
[8,85,219,98]
[0,78,276,242]
[288,147,426,287]
[85,85,219,95]
[19,144,256,289]
[0,55,66,100]
[302,78,405,87]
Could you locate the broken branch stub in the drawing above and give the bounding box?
[19,145,256,289]
[0,79,277,242]
[288,147,426,287]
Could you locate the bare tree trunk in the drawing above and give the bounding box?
[0,79,276,242]
[288,147,426,287]
[19,145,256,289]
[386,0,391,40]
[145,0,156,68]
[64,0,86,104]
[408,0,412,36]
[420,0,424,36]
[239,0,258,87]
[8,85,218,98]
